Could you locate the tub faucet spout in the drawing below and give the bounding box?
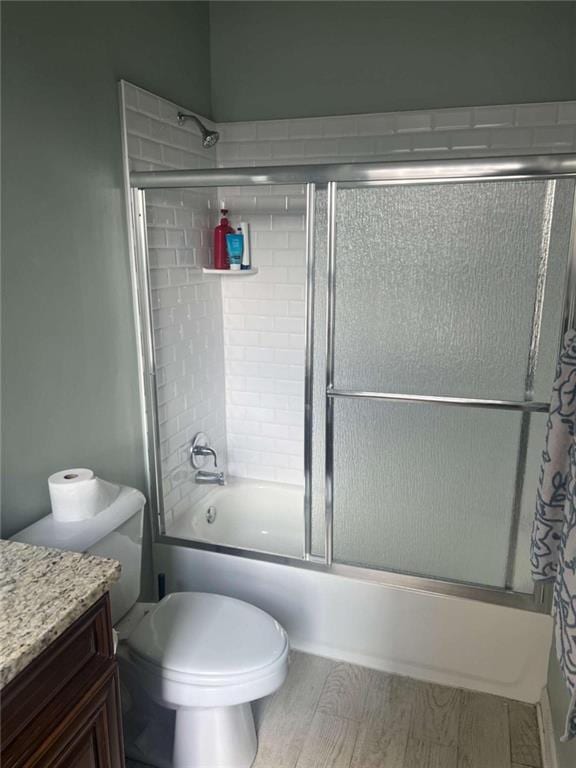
[195,470,226,486]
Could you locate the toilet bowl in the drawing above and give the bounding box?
[118,592,289,768]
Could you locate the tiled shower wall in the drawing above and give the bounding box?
[216,101,576,166]
[217,188,306,484]
[121,82,227,525]
[122,80,576,509]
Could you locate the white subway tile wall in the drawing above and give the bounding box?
[218,186,306,484]
[122,82,226,526]
[123,81,576,512]
[216,101,576,168]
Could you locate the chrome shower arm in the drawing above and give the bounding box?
[177,112,204,130]
[176,112,220,148]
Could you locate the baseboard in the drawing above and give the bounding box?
[538,688,560,768]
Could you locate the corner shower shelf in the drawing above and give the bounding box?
[202,268,259,276]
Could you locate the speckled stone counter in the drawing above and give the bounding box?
[0,539,121,688]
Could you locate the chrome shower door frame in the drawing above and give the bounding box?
[131,189,166,543]
[304,183,316,560]
[129,153,576,614]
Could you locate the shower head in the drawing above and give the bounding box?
[177,112,220,149]
[201,130,220,149]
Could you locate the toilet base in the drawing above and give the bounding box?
[173,703,257,768]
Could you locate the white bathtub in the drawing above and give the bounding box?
[154,542,553,703]
[167,477,304,558]
[157,476,553,704]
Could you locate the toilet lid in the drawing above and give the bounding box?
[127,592,288,679]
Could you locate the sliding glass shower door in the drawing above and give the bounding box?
[130,154,576,609]
[312,179,574,593]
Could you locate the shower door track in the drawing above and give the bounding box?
[129,153,576,615]
[131,154,576,189]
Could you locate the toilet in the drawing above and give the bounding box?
[12,482,289,768]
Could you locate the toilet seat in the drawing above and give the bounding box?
[126,592,289,709]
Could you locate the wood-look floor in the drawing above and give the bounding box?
[126,650,542,768]
[251,651,542,768]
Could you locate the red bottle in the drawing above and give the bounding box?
[214,209,234,269]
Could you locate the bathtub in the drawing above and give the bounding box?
[167,477,304,558]
[157,476,552,704]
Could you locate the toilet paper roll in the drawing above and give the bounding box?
[48,468,107,522]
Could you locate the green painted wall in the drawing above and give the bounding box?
[210,1,576,121]
[1,1,211,537]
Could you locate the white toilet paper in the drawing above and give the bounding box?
[48,468,107,522]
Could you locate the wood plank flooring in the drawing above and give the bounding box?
[126,651,542,768]
[253,651,542,768]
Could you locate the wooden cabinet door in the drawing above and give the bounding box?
[58,706,111,768]
[40,667,124,768]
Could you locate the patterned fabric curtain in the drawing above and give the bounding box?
[531,329,576,741]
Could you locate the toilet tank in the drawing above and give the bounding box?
[11,482,146,624]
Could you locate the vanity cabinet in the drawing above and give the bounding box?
[1,594,124,768]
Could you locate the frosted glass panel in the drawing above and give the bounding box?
[332,398,522,587]
[333,181,569,400]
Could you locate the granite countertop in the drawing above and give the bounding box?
[0,539,121,688]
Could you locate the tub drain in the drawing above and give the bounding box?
[206,506,217,524]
